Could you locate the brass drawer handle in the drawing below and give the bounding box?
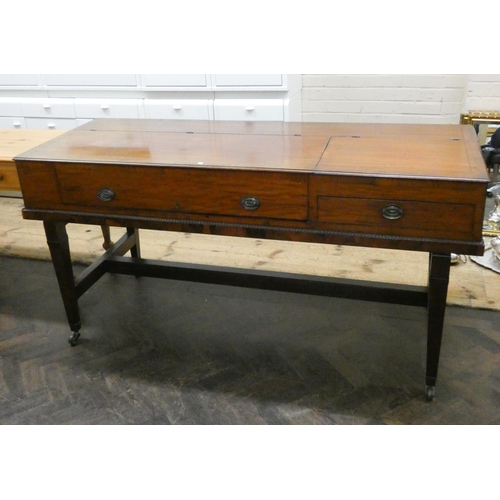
[241,195,261,211]
[97,188,115,202]
[382,204,404,220]
[0,173,4,181]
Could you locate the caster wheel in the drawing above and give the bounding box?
[68,332,80,346]
[425,385,435,402]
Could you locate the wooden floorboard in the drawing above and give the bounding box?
[1,255,500,424]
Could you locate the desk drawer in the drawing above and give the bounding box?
[317,196,476,237]
[54,164,308,221]
[312,175,485,241]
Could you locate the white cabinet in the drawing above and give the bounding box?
[0,117,26,129]
[147,99,212,120]
[214,74,283,87]
[43,75,138,87]
[142,75,207,87]
[0,75,302,128]
[214,99,284,121]
[25,118,78,130]
[0,98,25,116]
[0,75,38,86]
[74,99,142,119]
[22,98,75,118]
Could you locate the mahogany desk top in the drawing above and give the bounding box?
[13,119,490,400]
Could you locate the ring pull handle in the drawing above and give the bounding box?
[382,204,404,220]
[97,187,115,202]
[241,195,261,211]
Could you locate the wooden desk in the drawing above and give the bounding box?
[14,119,489,401]
[0,129,65,194]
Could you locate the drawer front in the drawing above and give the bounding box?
[22,98,76,118]
[214,99,284,121]
[54,164,308,221]
[0,162,21,191]
[0,117,26,129]
[312,175,485,241]
[0,98,25,116]
[74,99,141,119]
[25,118,78,130]
[147,99,211,120]
[317,197,476,237]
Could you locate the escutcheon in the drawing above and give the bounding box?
[382,204,404,220]
[241,195,261,211]
[97,188,115,202]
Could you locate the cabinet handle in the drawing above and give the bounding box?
[173,105,182,111]
[97,188,115,202]
[0,173,4,181]
[101,104,109,110]
[43,104,51,109]
[13,122,21,127]
[382,204,404,220]
[245,106,255,111]
[47,123,55,129]
[241,195,261,211]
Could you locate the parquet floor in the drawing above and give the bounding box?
[1,255,500,424]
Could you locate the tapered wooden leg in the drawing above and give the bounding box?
[425,253,451,400]
[101,225,114,249]
[44,221,81,345]
[127,227,141,258]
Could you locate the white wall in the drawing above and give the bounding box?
[465,75,500,112]
[301,75,500,124]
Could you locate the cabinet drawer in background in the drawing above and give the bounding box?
[74,99,141,119]
[214,99,284,121]
[54,164,309,221]
[0,98,25,116]
[25,118,78,130]
[146,99,212,120]
[22,98,75,118]
[0,117,26,129]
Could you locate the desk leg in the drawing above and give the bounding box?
[425,252,451,401]
[127,227,141,258]
[43,221,81,346]
[100,225,114,249]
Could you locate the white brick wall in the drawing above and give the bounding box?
[301,74,500,124]
[465,75,500,112]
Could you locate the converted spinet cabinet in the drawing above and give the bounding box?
[14,119,489,401]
